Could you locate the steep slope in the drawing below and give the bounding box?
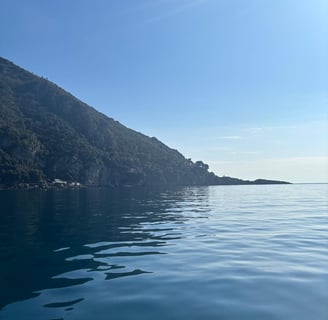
[0,57,289,187]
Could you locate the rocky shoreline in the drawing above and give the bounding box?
[0,179,83,191]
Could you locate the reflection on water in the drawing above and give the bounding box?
[0,185,327,320]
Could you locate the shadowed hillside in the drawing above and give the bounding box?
[0,57,289,187]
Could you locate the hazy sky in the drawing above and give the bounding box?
[1,0,327,183]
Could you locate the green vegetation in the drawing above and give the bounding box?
[0,57,289,187]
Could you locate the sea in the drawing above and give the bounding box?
[0,184,327,320]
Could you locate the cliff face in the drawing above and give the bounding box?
[0,57,223,186]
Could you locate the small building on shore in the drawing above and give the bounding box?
[53,179,67,187]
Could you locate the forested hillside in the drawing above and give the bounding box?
[0,57,289,187]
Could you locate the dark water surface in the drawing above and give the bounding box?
[0,184,327,319]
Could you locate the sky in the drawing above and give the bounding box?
[1,0,327,183]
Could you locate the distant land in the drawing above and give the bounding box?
[0,57,289,189]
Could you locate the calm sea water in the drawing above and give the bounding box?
[0,184,327,320]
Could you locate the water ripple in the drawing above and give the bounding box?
[0,184,327,319]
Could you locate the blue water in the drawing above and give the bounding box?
[0,184,327,319]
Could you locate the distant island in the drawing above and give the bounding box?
[0,57,289,189]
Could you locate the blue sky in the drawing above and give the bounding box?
[1,0,327,182]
